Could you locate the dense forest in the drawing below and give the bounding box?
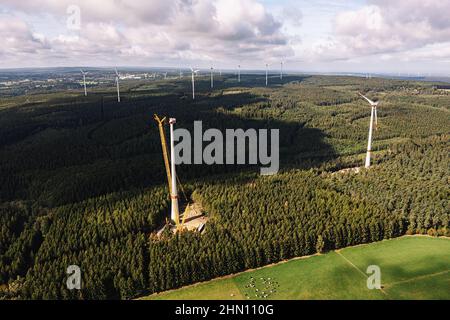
[0,74,448,299]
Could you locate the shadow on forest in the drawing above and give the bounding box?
[0,75,309,146]
[0,76,335,206]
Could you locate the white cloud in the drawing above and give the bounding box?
[0,0,292,68]
[1,0,450,72]
[330,0,450,59]
[0,17,50,59]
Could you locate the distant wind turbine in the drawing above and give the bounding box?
[114,68,121,103]
[265,63,269,86]
[210,67,214,89]
[280,61,283,80]
[80,69,87,96]
[359,92,380,168]
[238,65,241,83]
[190,67,200,100]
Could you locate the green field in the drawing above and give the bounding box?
[143,236,450,300]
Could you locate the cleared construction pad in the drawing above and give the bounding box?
[178,202,208,232]
[155,202,208,236]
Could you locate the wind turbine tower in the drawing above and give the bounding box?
[190,67,199,99]
[210,67,214,89]
[359,93,379,168]
[238,65,241,83]
[265,63,269,86]
[114,68,121,102]
[280,61,283,80]
[80,69,87,96]
[169,118,180,225]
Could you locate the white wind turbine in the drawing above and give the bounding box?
[114,68,121,102]
[190,67,200,100]
[359,92,380,168]
[80,69,87,96]
[238,64,241,82]
[210,67,214,89]
[265,63,269,86]
[280,61,283,80]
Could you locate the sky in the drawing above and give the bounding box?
[1,0,450,74]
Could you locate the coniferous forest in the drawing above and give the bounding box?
[0,74,448,299]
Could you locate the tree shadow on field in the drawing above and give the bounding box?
[372,256,450,286]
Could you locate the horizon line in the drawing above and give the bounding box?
[0,66,449,77]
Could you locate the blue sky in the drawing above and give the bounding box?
[0,0,449,74]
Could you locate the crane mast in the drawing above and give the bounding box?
[154,114,172,195]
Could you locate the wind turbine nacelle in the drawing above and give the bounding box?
[169,118,176,125]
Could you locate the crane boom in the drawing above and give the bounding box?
[154,114,172,195]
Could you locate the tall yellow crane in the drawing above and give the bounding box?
[154,114,172,195]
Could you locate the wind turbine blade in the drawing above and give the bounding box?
[358,92,375,105]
